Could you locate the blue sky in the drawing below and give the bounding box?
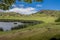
[42,0,60,10]
[11,0,60,10]
[0,0,60,14]
[5,0,42,14]
[11,0,42,11]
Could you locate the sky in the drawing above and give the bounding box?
[0,0,60,15]
[42,0,60,10]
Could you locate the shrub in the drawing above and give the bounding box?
[50,34,60,40]
[55,17,60,22]
[0,28,3,31]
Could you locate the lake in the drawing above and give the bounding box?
[0,22,24,31]
[0,20,43,31]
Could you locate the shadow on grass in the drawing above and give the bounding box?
[50,35,60,40]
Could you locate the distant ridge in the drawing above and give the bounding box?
[0,10,60,16]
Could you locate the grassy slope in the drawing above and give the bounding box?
[0,12,56,23]
[0,23,60,40]
[0,10,60,40]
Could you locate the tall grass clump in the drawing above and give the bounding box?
[55,17,60,22]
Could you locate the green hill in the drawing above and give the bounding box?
[0,10,60,40]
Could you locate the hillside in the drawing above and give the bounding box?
[0,10,60,16]
[0,10,58,23]
[0,10,60,40]
[32,10,60,17]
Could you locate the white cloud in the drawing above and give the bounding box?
[36,4,42,7]
[5,7,37,15]
[12,4,17,7]
[0,7,37,15]
[12,4,24,8]
[19,4,24,7]
[0,9,5,12]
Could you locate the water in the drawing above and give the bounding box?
[0,20,43,31]
[0,22,24,31]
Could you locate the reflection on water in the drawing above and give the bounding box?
[0,20,43,31]
[0,22,23,31]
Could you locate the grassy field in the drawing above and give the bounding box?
[0,11,60,40]
[0,16,56,23]
[0,23,60,40]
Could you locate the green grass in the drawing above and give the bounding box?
[0,23,60,40]
[0,12,60,40]
[0,16,56,23]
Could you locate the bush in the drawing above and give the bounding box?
[50,34,60,40]
[0,28,3,31]
[55,17,60,22]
